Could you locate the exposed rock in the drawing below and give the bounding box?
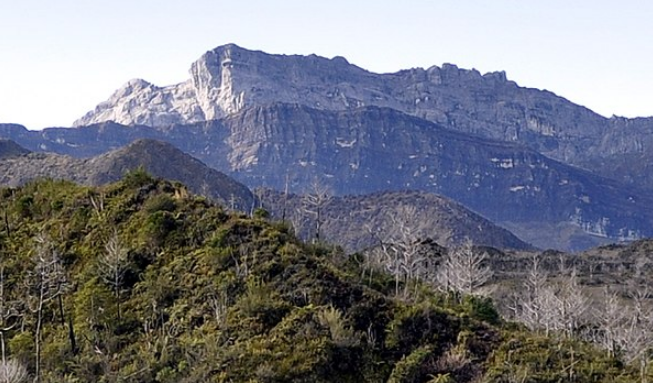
[74,79,205,127]
[6,104,653,251]
[74,43,653,178]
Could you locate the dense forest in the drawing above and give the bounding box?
[0,171,648,382]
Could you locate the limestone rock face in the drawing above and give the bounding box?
[74,79,205,127]
[6,105,653,251]
[75,44,616,167]
[74,44,653,182]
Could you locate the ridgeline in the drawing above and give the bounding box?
[0,173,643,382]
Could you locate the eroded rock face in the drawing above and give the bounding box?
[8,104,653,251]
[75,79,205,127]
[75,44,623,167]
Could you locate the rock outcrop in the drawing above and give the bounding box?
[74,44,653,178]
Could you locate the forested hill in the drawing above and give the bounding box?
[0,173,644,382]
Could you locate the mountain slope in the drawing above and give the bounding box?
[214,104,653,250]
[2,105,652,251]
[0,177,643,382]
[0,138,30,158]
[260,189,534,252]
[0,139,253,209]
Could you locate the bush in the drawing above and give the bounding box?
[461,295,500,325]
[122,167,154,189]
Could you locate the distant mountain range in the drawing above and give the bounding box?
[2,43,653,251]
[74,44,653,190]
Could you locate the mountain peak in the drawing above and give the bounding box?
[73,44,526,131]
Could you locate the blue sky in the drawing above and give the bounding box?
[1,0,652,129]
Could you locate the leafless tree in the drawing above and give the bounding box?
[25,233,68,383]
[436,240,493,297]
[0,358,28,383]
[621,285,653,381]
[510,255,553,333]
[301,178,331,243]
[97,231,129,320]
[511,256,590,338]
[0,267,22,383]
[554,268,590,338]
[363,205,433,298]
[249,187,266,216]
[281,173,291,223]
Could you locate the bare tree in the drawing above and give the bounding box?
[249,187,266,216]
[25,233,68,383]
[436,240,493,297]
[0,267,22,383]
[621,286,653,381]
[281,173,290,224]
[510,255,555,334]
[97,231,129,320]
[554,268,590,338]
[301,178,331,243]
[0,359,28,383]
[511,256,590,338]
[363,205,432,298]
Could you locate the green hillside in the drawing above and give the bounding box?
[0,172,644,382]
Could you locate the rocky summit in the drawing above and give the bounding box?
[74,44,653,190]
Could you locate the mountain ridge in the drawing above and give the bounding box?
[0,138,254,210]
[260,188,535,252]
[4,103,651,250]
[73,43,653,182]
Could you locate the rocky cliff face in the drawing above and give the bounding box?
[5,104,653,251]
[74,44,653,178]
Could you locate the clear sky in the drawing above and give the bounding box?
[1,0,652,129]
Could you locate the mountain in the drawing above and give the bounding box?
[3,104,652,251]
[0,134,533,251]
[0,176,644,382]
[0,138,30,158]
[260,189,534,252]
[0,139,254,210]
[73,44,653,189]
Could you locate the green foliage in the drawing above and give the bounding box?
[387,345,434,383]
[0,176,645,382]
[316,305,360,347]
[253,207,270,219]
[461,295,501,325]
[484,333,639,382]
[143,193,176,214]
[122,166,154,189]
